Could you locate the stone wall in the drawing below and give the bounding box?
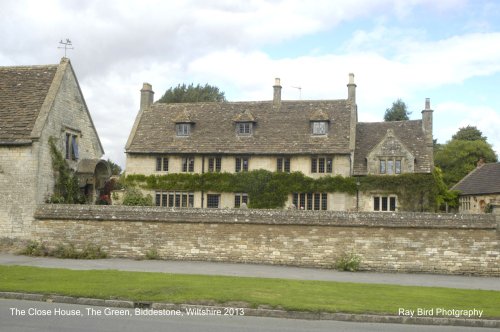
[0,146,36,239]
[33,205,500,276]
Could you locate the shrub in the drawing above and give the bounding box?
[335,252,362,272]
[21,242,107,259]
[145,248,160,260]
[122,187,153,206]
[20,241,49,257]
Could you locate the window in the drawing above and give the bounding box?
[207,194,220,208]
[182,156,194,172]
[65,133,79,160]
[387,160,394,175]
[311,157,333,173]
[379,158,402,175]
[459,196,471,211]
[208,157,222,172]
[234,193,248,208]
[277,157,291,172]
[155,157,169,172]
[373,195,397,211]
[235,157,249,172]
[155,191,194,208]
[379,160,386,174]
[395,160,401,174]
[293,193,328,210]
[176,123,191,136]
[311,121,328,135]
[236,122,252,135]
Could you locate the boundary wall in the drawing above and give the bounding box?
[33,205,500,276]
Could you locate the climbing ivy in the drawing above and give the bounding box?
[48,137,86,204]
[124,169,454,211]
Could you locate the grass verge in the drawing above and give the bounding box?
[0,265,499,318]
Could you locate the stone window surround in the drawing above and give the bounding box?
[155,156,169,172]
[234,193,248,208]
[207,156,222,173]
[379,157,403,175]
[176,123,191,136]
[277,157,291,173]
[235,156,249,172]
[292,192,328,210]
[236,122,253,136]
[310,121,328,135]
[155,191,194,208]
[207,194,220,208]
[182,156,195,172]
[311,156,333,173]
[373,195,397,212]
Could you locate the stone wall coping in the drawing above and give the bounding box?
[34,204,497,229]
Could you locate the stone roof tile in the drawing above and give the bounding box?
[0,64,57,144]
[452,163,500,195]
[127,100,352,155]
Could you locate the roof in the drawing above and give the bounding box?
[0,64,58,144]
[126,100,353,155]
[353,120,431,175]
[452,163,500,195]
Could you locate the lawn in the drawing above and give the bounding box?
[1,265,499,317]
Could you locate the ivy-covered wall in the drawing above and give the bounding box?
[124,168,454,211]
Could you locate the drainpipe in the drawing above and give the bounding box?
[201,156,205,208]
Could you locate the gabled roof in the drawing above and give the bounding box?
[0,58,104,154]
[0,64,58,144]
[452,163,500,195]
[126,100,353,155]
[353,120,431,175]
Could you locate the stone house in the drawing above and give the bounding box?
[125,74,433,211]
[452,162,500,213]
[0,58,109,238]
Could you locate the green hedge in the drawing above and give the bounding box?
[124,168,455,211]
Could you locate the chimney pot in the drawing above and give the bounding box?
[425,98,431,110]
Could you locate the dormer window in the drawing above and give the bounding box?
[176,123,191,136]
[311,121,328,135]
[237,122,252,136]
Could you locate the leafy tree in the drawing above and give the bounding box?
[158,83,226,103]
[434,139,497,187]
[384,99,411,121]
[107,159,122,176]
[451,125,487,141]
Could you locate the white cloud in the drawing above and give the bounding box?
[1,0,498,167]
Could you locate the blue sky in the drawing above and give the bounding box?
[1,0,499,167]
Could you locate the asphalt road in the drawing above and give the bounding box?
[1,254,499,290]
[1,299,497,332]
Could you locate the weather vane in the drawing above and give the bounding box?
[58,39,74,57]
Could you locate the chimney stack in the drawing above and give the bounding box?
[273,78,282,108]
[347,73,356,103]
[421,98,434,146]
[140,83,154,111]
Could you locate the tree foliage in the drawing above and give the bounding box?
[107,159,122,176]
[434,138,497,188]
[451,125,487,141]
[125,170,448,211]
[48,137,86,204]
[158,83,226,103]
[384,99,411,121]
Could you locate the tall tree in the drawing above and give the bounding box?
[451,125,487,141]
[434,131,497,187]
[384,99,411,121]
[107,159,122,176]
[158,83,226,103]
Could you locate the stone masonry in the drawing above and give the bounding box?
[33,205,500,276]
